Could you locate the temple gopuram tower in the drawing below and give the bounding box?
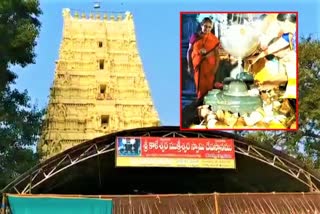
[38,8,160,159]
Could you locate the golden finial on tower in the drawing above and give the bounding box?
[125,11,133,20]
[62,8,71,18]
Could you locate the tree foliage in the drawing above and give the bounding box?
[0,0,42,89]
[243,37,320,169]
[0,87,44,189]
[0,0,43,190]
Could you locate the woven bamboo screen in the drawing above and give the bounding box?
[3,193,320,214]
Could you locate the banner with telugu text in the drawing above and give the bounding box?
[115,137,236,169]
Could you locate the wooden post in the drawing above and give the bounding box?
[214,192,220,214]
[1,193,6,214]
[308,175,314,192]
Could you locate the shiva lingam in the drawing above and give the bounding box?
[204,24,262,114]
[204,80,262,114]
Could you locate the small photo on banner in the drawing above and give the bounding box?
[117,137,142,157]
[180,11,298,132]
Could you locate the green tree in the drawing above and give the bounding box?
[243,37,320,169]
[0,0,42,89]
[0,87,44,189]
[0,0,43,190]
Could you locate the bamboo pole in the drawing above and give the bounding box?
[1,193,6,214]
[214,192,220,214]
[308,174,314,192]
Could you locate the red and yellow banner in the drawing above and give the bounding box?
[115,137,235,169]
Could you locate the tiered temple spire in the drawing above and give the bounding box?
[38,8,160,159]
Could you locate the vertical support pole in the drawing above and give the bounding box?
[29,174,32,194]
[214,192,220,214]
[308,174,314,192]
[1,193,6,214]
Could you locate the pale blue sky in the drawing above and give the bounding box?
[13,0,319,126]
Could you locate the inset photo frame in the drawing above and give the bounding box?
[180,12,298,131]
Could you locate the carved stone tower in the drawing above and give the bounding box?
[38,8,160,159]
